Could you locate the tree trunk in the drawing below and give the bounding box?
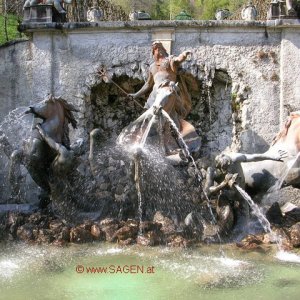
[4,0,8,42]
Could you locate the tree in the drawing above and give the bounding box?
[199,0,229,20]
[169,0,194,19]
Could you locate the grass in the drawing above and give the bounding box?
[0,14,24,45]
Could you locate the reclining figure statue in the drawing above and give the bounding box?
[201,112,300,236]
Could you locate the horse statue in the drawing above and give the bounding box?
[210,111,300,197]
[117,80,201,164]
[9,95,79,198]
[242,111,300,194]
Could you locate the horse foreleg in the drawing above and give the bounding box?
[9,149,25,202]
[25,137,52,194]
[284,167,300,188]
[89,128,105,176]
[46,0,66,13]
[0,131,13,158]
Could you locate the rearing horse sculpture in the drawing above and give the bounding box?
[242,111,300,193]
[117,80,201,163]
[10,95,78,195]
[211,111,300,197]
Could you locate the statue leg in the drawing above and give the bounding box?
[36,124,74,175]
[23,0,38,8]
[286,0,293,11]
[286,0,297,15]
[47,0,66,13]
[23,0,31,8]
[89,128,105,176]
[216,193,234,236]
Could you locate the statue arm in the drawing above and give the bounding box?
[230,149,287,163]
[207,180,228,196]
[129,70,154,99]
[48,0,66,13]
[205,167,229,196]
[174,51,191,64]
[206,173,238,196]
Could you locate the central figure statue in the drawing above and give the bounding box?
[129,41,192,126]
[119,41,200,162]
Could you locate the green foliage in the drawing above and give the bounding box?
[198,0,244,20]
[0,14,23,45]
[200,0,227,20]
[109,0,132,14]
[152,0,170,20]
[111,0,246,20]
[0,0,249,43]
[169,0,194,19]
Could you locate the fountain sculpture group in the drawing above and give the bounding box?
[1,38,300,250]
[1,0,300,250]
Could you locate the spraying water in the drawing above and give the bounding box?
[235,185,274,236]
[161,110,224,248]
[133,150,143,235]
[234,184,300,263]
[268,152,300,193]
[0,107,33,148]
[139,112,157,149]
[161,111,203,181]
[128,107,209,237]
[131,110,159,229]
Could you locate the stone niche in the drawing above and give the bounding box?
[87,76,145,140]
[186,70,233,157]
[85,69,233,158]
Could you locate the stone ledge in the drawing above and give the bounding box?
[18,20,270,33]
[18,19,300,33]
[271,18,300,27]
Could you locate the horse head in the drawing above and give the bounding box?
[271,111,300,156]
[25,94,57,120]
[25,95,78,148]
[153,80,179,114]
[241,111,300,193]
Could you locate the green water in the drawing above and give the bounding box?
[0,243,300,300]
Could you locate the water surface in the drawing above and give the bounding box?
[0,243,299,300]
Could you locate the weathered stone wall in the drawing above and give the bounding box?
[0,20,299,155]
[0,40,33,116]
[172,25,282,153]
[280,26,300,124]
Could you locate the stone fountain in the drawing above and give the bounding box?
[0,35,300,250]
[1,4,300,299]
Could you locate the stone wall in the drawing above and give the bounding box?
[280,26,300,124]
[0,20,299,156]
